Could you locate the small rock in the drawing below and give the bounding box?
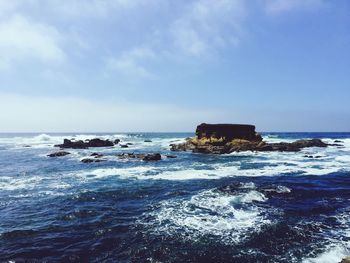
[23,145,31,148]
[126,143,133,145]
[334,140,343,143]
[142,153,162,161]
[144,140,152,142]
[120,144,129,148]
[166,155,177,158]
[114,139,121,144]
[90,153,104,158]
[47,151,71,157]
[81,158,106,163]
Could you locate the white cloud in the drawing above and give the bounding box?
[0,93,224,132]
[0,14,65,69]
[264,0,325,15]
[106,47,156,78]
[171,0,245,57]
[48,0,155,18]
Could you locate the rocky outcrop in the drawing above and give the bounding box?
[170,123,329,154]
[47,151,71,157]
[55,138,114,149]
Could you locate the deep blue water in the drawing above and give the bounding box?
[0,133,349,262]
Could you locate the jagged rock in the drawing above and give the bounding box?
[81,158,106,163]
[114,139,121,144]
[142,153,162,161]
[47,151,71,157]
[171,124,329,154]
[55,138,114,149]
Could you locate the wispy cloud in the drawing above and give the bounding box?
[170,0,245,57]
[106,47,156,79]
[263,0,325,15]
[0,14,65,69]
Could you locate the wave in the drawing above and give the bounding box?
[140,186,275,244]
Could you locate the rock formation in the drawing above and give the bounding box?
[170,123,328,154]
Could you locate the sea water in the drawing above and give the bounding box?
[0,132,349,262]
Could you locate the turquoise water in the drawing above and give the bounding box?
[0,133,349,262]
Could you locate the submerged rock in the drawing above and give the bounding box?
[55,138,114,149]
[47,151,71,157]
[171,123,329,154]
[81,158,106,163]
[144,139,152,142]
[120,144,129,148]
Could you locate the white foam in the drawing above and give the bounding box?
[302,245,349,263]
[142,189,272,244]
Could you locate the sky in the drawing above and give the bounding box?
[0,0,349,132]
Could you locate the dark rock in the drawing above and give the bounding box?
[144,140,152,142]
[114,139,121,144]
[166,155,177,158]
[23,145,31,148]
[120,144,129,148]
[126,143,133,145]
[55,138,114,149]
[334,140,343,143]
[81,158,106,163]
[48,151,71,157]
[142,153,162,161]
[196,123,262,142]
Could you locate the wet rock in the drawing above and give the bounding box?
[126,143,133,145]
[47,151,71,157]
[142,153,162,161]
[334,140,343,143]
[120,144,129,148]
[23,145,31,148]
[166,155,177,158]
[144,140,152,142]
[114,139,120,144]
[81,158,106,163]
[55,138,114,149]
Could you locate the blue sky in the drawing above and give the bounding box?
[0,0,349,132]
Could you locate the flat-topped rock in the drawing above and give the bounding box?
[196,123,262,142]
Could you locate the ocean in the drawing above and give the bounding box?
[0,132,349,262]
